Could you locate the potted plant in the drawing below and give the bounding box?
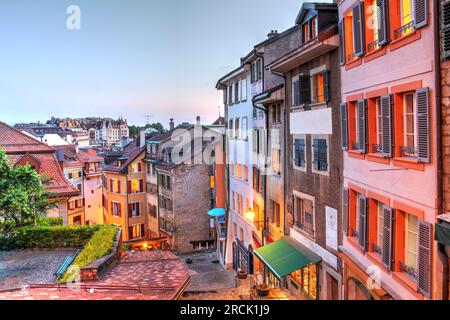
[256,284,270,297]
[237,268,248,279]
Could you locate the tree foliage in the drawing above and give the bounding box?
[0,148,56,234]
[128,122,165,138]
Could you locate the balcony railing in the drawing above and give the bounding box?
[399,262,418,280]
[367,40,380,53]
[372,143,382,154]
[351,141,364,151]
[399,146,419,158]
[394,21,414,40]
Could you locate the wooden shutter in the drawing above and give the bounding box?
[253,166,257,190]
[140,224,145,238]
[417,221,432,298]
[381,94,393,157]
[127,181,131,194]
[352,2,365,57]
[323,71,330,102]
[313,139,319,170]
[340,103,349,151]
[357,99,368,153]
[442,0,450,58]
[138,162,142,172]
[358,196,368,250]
[416,88,430,163]
[109,179,113,192]
[139,180,144,192]
[128,204,133,218]
[293,78,300,106]
[414,0,428,29]
[338,20,346,65]
[128,226,133,240]
[118,203,122,217]
[382,206,394,270]
[117,180,121,193]
[376,0,389,46]
[343,188,349,235]
[299,75,311,104]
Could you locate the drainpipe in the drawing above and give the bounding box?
[271,70,289,237]
[435,0,449,300]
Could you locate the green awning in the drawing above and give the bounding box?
[254,237,321,280]
[435,222,450,247]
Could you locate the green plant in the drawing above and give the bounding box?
[36,217,63,227]
[122,243,131,251]
[59,225,118,283]
[0,224,100,251]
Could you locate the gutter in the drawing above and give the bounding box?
[435,0,449,300]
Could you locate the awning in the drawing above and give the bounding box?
[208,208,225,217]
[435,222,450,247]
[254,237,321,280]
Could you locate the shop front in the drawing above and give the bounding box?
[254,237,321,300]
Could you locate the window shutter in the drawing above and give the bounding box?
[127,181,131,194]
[253,166,257,189]
[138,163,142,172]
[313,139,319,170]
[141,224,145,238]
[343,188,349,236]
[352,2,365,57]
[358,196,368,250]
[110,179,113,192]
[299,75,311,104]
[319,139,328,171]
[414,0,428,29]
[128,226,133,240]
[376,0,389,46]
[357,99,368,153]
[323,71,330,102]
[442,1,450,58]
[293,78,300,106]
[118,203,122,217]
[339,20,346,65]
[128,204,132,218]
[381,94,393,157]
[140,180,144,192]
[417,221,432,298]
[382,206,394,270]
[340,103,349,151]
[416,88,430,163]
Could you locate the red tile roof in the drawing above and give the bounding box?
[0,122,54,154]
[0,122,79,197]
[0,251,190,300]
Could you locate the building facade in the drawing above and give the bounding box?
[338,0,438,300]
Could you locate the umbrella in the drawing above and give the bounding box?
[208,208,225,217]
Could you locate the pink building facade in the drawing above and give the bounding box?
[338,0,439,299]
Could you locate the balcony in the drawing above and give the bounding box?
[394,21,415,41]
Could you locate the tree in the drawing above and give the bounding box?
[128,122,165,138]
[0,148,55,234]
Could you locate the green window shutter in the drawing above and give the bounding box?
[381,94,393,157]
[414,0,428,29]
[416,88,430,163]
[352,2,365,57]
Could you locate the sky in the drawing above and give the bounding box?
[0,0,333,127]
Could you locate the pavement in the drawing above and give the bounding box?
[0,250,76,291]
[177,250,251,300]
[0,250,190,300]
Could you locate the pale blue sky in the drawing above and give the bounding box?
[0,0,332,127]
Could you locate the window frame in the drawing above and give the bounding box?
[293,135,307,172]
[293,191,316,239]
[311,134,329,175]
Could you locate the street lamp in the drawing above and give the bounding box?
[245,208,255,221]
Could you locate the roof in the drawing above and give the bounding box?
[54,145,84,169]
[254,237,321,279]
[0,251,190,300]
[0,122,55,154]
[0,122,79,197]
[212,117,225,125]
[295,2,337,25]
[103,142,145,174]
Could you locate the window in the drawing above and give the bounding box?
[130,202,140,217]
[233,222,237,238]
[399,0,413,38]
[239,228,244,242]
[402,92,417,157]
[146,163,152,175]
[130,179,142,193]
[375,202,384,254]
[271,149,281,175]
[237,194,244,215]
[294,138,306,169]
[311,72,325,103]
[228,85,233,105]
[271,200,281,228]
[229,119,234,138]
[271,104,281,124]
[112,201,121,217]
[243,165,248,182]
[311,17,318,39]
[159,174,171,190]
[130,224,144,240]
[251,58,263,83]
[404,214,418,273]
[376,98,383,151]
[295,196,314,237]
[253,166,264,194]
[303,22,310,43]
[131,162,142,173]
[235,164,242,180]
[242,117,248,140]
[234,81,240,104]
[312,138,328,172]
[231,192,236,211]
[292,76,300,106]
[241,78,247,101]
[235,118,240,139]
[111,179,121,193]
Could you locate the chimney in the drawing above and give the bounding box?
[169,118,175,131]
[196,116,201,125]
[267,30,278,39]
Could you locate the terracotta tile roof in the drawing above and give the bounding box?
[0,122,79,197]
[103,145,145,173]
[78,150,103,163]
[0,251,190,300]
[0,122,54,154]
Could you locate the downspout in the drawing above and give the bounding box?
[271,70,289,237]
[435,0,449,300]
